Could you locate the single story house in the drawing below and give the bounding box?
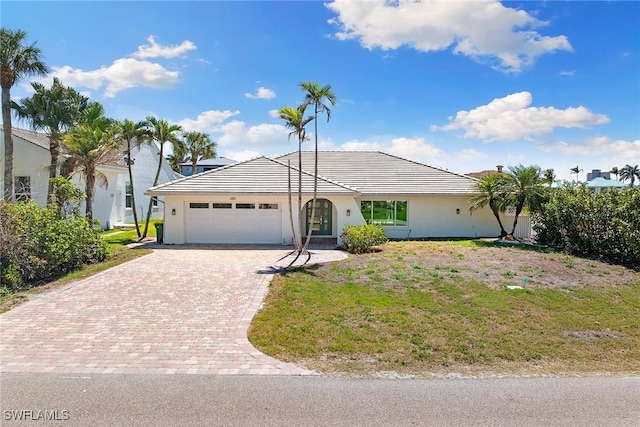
[147,151,525,245]
[585,177,627,193]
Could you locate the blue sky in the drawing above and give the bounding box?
[4,1,639,180]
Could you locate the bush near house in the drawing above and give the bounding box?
[341,223,388,254]
[0,200,107,289]
[533,185,640,267]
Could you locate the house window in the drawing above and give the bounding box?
[14,176,31,201]
[212,203,232,209]
[259,203,279,210]
[125,183,132,208]
[189,202,209,209]
[152,197,159,210]
[236,203,255,209]
[360,200,407,226]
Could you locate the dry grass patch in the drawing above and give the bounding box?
[249,240,640,378]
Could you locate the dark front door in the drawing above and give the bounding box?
[306,198,332,236]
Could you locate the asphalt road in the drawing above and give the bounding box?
[1,374,638,426]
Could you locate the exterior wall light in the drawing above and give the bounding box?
[172,208,176,216]
[456,208,460,215]
[346,209,351,216]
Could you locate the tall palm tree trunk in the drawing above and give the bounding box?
[127,140,141,238]
[302,106,319,251]
[47,134,61,201]
[297,139,303,251]
[85,166,95,223]
[141,144,164,238]
[2,86,14,202]
[490,207,508,238]
[287,160,298,249]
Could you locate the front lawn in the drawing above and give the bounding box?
[249,240,640,377]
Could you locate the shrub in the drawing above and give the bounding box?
[532,185,640,268]
[341,223,388,254]
[0,200,107,289]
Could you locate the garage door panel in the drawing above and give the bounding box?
[185,202,281,244]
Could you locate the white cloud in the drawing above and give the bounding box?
[224,150,262,162]
[539,136,640,158]
[559,70,575,76]
[326,0,572,73]
[178,110,241,133]
[133,35,196,59]
[44,58,181,98]
[268,109,280,119]
[245,87,276,100]
[216,121,288,147]
[432,92,610,142]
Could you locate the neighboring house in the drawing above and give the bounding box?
[123,143,180,225]
[585,177,627,193]
[465,165,504,179]
[147,151,527,245]
[179,157,236,176]
[0,127,176,229]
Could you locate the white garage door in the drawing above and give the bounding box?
[185,202,281,244]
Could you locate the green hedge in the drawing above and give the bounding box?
[0,200,107,289]
[533,185,639,267]
[340,223,388,254]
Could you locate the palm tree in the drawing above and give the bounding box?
[62,103,118,222]
[279,103,313,251]
[503,165,544,239]
[620,164,640,187]
[299,81,336,251]
[570,165,583,183]
[543,168,555,187]
[182,131,217,176]
[142,117,182,238]
[166,142,187,174]
[13,77,89,200]
[610,166,620,180]
[1,28,49,201]
[469,173,509,238]
[114,119,151,237]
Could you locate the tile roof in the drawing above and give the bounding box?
[277,151,478,195]
[585,177,627,188]
[147,156,359,196]
[1,126,50,149]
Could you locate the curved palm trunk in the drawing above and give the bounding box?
[302,106,319,251]
[141,143,164,239]
[2,86,14,202]
[489,200,508,238]
[127,140,141,238]
[508,199,525,239]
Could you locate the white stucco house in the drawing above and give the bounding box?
[146,151,526,245]
[0,127,177,228]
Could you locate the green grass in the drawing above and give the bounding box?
[249,240,640,377]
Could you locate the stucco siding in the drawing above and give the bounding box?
[0,134,50,206]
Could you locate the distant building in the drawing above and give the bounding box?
[585,177,627,193]
[586,169,611,180]
[180,157,236,176]
[465,165,504,179]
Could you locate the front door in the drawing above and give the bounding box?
[305,198,332,236]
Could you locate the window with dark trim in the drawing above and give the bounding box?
[14,176,31,202]
[125,183,132,208]
[189,202,209,209]
[236,203,255,209]
[259,203,279,210]
[212,203,232,209]
[360,200,407,226]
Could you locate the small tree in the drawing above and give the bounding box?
[183,131,217,176]
[570,165,583,183]
[620,164,640,187]
[503,165,544,239]
[469,173,509,238]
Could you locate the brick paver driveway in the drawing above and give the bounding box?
[0,244,346,375]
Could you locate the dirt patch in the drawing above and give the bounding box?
[563,330,623,340]
[347,240,639,290]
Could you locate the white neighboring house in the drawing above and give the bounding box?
[123,142,181,225]
[0,127,177,229]
[147,151,528,246]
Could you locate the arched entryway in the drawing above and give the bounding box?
[304,198,333,236]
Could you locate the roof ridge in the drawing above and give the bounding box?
[375,151,477,181]
[269,157,360,192]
